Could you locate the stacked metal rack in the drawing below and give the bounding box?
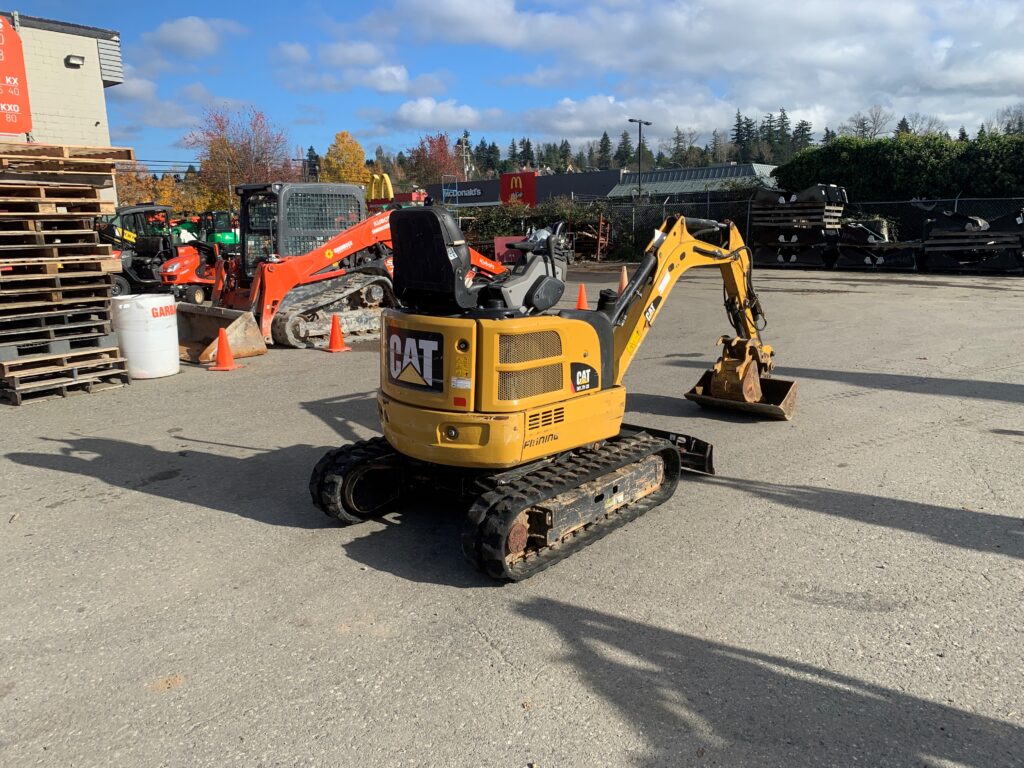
[750,184,845,268]
[0,142,133,405]
[750,184,1024,274]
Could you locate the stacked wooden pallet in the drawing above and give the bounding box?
[751,202,844,231]
[0,142,133,405]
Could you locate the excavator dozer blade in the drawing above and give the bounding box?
[176,303,267,363]
[685,370,798,421]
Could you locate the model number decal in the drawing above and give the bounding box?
[570,362,599,393]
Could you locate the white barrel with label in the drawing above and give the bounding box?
[111,294,180,379]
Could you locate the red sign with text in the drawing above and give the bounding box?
[500,172,537,207]
[0,17,31,134]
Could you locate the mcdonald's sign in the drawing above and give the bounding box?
[500,171,537,207]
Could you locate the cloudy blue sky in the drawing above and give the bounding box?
[26,0,1024,167]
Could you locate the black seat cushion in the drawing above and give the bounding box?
[390,207,479,313]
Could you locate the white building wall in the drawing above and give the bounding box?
[15,26,111,147]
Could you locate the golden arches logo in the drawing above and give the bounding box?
[509,175,523,190]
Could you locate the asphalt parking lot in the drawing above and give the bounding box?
[2,268,1022,767]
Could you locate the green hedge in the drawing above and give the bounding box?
[772,134,1024,200]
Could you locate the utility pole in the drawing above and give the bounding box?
[628,118,652,197]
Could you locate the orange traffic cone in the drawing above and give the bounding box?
[575,283,589,310]
[618,265,629,295]
[209,327,241,371]
[325,314,351,353]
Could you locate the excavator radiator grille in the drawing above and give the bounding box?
[499,331,562,364]
[528,407,565,430]
[499,363,563,401]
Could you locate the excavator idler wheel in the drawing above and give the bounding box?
[309,437,403,525]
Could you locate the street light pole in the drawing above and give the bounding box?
[628,117,652,197]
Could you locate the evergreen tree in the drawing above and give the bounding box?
[596,131,613,170]
[776,108,792,152]
[507,138,519,166]
[558,139,572,170]
[613,130,634,170]
[791,120,813,152]
[895,116,911,136]
[636,136,655,172]
[473,138,490,175]
[976,125,987,140]
[957,126,969,142]
[571,149,586,170]
[822,127,837,144]
[519,138,535,167]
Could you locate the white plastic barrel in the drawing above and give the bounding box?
[111,294,180,379]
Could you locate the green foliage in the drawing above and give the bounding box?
[772,133,1024,199]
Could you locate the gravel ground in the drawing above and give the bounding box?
[1,268,1022,767]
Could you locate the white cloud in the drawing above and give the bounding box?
[143,16,247,59]
[381,0,1024,138]
[394,97,496,129]
[276,42,311,65]
[318,40,383,67]
[107,76,158,103]
[180,82,247,111]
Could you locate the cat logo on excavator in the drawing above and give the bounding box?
[388,328,443,391]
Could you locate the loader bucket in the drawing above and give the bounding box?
[176,303,267,363]
[685,370,797,420]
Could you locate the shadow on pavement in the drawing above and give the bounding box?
[300,391,380,444]
[626,391,772,424]
[6,436,330,529]
[667,356,1024,405]
[519,597,1023,768]
[340,506,499,589]
[714,476,1023,560]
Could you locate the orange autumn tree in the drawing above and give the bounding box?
[321,131,371,184]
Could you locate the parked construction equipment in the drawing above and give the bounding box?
[167,183,506,355]
[310,208,796,581]
[96,204,201,296]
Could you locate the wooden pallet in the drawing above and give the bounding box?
[0,346,129,405]
[0,142,134,161]
[0,294,110,319]
[0,256,119,278]
[753,203,844,230]
[0,242,112,258]
[924,231,1023,252]
[0,216,96,233]
[0,310,111,346]
[0,183,100,200]
[0,346,128,404]
[0,199,114,216]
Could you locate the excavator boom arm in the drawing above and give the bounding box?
[608,214,795,419]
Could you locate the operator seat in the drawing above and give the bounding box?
[390,207,566,315]
[390,206,480,313]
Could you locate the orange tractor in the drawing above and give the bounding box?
[165,182,506,360]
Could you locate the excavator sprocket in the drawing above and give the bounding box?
[271,272,395,348]
[462,432,682,581]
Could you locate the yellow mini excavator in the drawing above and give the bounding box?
[310,208,797,580]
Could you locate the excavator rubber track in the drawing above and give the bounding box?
[462,432,681,581]
[309,436,404,523]
[310,432,687,581]
[271,272,395,348]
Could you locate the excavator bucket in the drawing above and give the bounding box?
[176,303,267,363]
[685,338,797,420]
